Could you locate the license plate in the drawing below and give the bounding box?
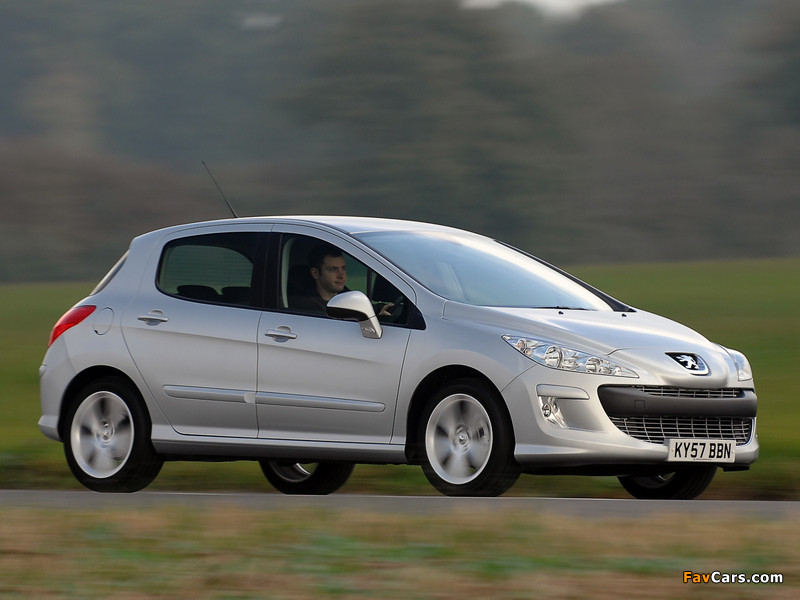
[667,439,735,463]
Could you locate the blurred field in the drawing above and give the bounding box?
[1,257,798,499]
[1,504,798,599]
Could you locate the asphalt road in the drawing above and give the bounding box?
[1,490,798,518]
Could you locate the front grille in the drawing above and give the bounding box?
[631,386,744,399]
[610,415,754,446]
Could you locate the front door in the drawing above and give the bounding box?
[255,231,413,443]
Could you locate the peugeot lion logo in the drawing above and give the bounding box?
[667,352,709,375]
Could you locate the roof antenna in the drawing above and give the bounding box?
[202,161,240,218]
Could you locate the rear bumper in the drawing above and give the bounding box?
[38,341,78,443]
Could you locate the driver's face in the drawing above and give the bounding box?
[312,255,347,300]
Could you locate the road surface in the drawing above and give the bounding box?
[1,490,798,518]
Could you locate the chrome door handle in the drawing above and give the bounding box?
[138,311,169,324]
[265,328,297,340]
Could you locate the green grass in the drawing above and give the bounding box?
[1,505,798,598]
[1,258,798,498]
[0,282,95,482]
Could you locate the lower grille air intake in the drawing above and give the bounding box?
[609,415,753,446]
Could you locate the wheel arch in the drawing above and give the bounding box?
[404,365,511,464]
[58,366,147,440]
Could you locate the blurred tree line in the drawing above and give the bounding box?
[0,0,798,282]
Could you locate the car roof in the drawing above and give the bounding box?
[151,215,469,237]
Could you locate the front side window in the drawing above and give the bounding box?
[157,232,258,306]
[277,234,407,323]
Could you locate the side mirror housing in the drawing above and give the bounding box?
[327,291,383,339]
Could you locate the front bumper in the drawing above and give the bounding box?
[503,369,759,475]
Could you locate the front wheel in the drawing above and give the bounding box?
[64,377,162,492]
[260,461,354,495]
[419,378,520,497]
[618,466,718,500]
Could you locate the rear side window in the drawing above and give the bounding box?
[157,233,258,306]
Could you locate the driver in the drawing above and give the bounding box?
[291,243,395,317]
[292,243,348,314]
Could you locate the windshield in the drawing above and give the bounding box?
[356,230,614,310]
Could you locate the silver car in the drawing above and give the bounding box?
[39,217,758,498]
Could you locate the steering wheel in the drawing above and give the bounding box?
[378,294,406,323]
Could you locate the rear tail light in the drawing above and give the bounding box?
[48,305,96,347]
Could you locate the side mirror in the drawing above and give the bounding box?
[326,291,383,339]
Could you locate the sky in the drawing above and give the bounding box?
[462,0,627,19]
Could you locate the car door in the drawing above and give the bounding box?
[121,228,267,437]
[255,228,414,443]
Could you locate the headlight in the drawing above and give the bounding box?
[503,336,638,378]
[725,347,753,382]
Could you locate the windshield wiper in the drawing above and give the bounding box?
[535,306,589,310]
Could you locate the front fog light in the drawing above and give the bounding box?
[539,396,568,428]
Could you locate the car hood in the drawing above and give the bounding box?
[442,303,736,385]
[443,303,711,352]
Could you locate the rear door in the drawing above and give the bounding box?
[122,226,268,437]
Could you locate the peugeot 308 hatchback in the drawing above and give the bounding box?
[40,217,758,498]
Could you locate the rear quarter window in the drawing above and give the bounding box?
[91,251,128,295]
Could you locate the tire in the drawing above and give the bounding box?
[260,461,354,495]
[64,377,163,492]
[419,378,520,497]
[618,466,718,500]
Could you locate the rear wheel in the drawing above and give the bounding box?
[618,466,718,500]
[260,461,354,495]
[64,377,162,492]
[419,378,519,497]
